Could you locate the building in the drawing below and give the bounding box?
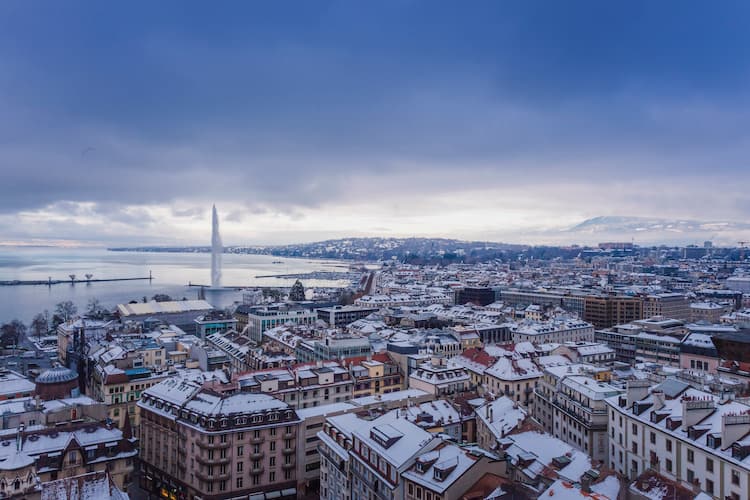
[234,362,354,410]
[205,330,253,374]
[316,306,380,327]
[0,421,136,491]
[296,389,433,497]
[607,380,750,499]
[583,295,643,329]
[235,305,317,343]
[474,396,526,451]
[194,312,238,340]
[483,357,543,407]
[349,411,441,500]
[553,342,616,365]
[679,333,719,374]
[138,377,302,500]
[89,364,170,437]
[455,287,496,306]
[402,441,502,500]
[0,369,36,401]
[533,364,622,463]
[296,334,372,363]
[350,355,404,398]
[116,300,214,333]
[690,302,732,323]
[512,319,595,344]
[408,357,470,397]
[642,293,692,321]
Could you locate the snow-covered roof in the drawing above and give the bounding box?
[475,396,526,440]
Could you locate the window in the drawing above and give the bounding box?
[270,457,276,467]
[705,479,714,494]
[237,446,243,456]
[236,477,243,489]
[732,469,740,485]
[632,423,638,435]
[631,442,638,454]
[665,439,672,452]
[237,462,243,472]
[666,459,672,472]
[706,458,713,473]
[270,471,275,482]
[649,432,655,444]
[687,469,694,483]
[687,449,694,463]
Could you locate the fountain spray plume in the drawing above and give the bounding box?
[211,205,222,288]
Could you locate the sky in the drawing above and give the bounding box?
[1,1,750,247]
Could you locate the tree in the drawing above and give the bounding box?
[30,313,48,340]
[289,280,306,301]
[52,300,77,327]
[0,320,26,348]
[86,298,103,318]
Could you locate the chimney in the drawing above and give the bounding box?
[626,380,650,408]
[721,412,750,449]
[581,474,592,493]
[652,390,665,411]
[681,396,715,431]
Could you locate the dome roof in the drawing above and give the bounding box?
[35,366,77,385]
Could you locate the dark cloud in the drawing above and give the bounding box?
[0,1,749,243]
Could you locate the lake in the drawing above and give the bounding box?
[0,247,350,323]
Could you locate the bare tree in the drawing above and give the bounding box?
[53,300,78,326]
[0,320,26,348]
[30,313,47,341]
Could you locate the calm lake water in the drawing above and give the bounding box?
[0,247,349,323]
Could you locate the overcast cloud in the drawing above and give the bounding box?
[1,1,749,246]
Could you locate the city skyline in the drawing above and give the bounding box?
[2,2,750,246]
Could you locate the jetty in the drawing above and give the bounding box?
[0,273,153,287]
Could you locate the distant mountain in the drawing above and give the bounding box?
[563,216,750,245]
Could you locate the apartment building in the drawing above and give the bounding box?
[483,357,543,407]
[475,396,526,451]
[408,357,470,397]
[349,412,440,500]
[89,364,170,436]
[0,422,136,491]
[533,364,622,463]
[205,330,253,374]
[607,380,750,499]
[350,354,404,398]
[583,295,643,329]
[642,293,692,321]
[511,319,595,344]
[402,441,502,500]
[553,341,616,365]
[235,305,317,343]
[235,362,354,409]
[316,305,379,327]
[138,377,302,500]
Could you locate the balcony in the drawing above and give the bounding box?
[282,447,295,455]
[196,455,230,466]
[251,466,265,474]
[283,432,295,440]
[249,451,264,460]
[196,440,230,450]
[195,469,231,482]
[250,436,265,444]
[282,462,295,470]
